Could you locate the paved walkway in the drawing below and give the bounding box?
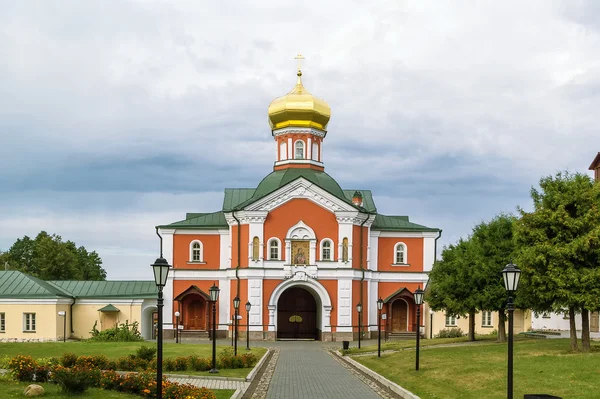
[265,341,382,399]
[167,376,248,391]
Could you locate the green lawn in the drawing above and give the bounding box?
[344,334,500,354]
[214,389,236,399]
[0,341,267,379]
[354,338,600,399]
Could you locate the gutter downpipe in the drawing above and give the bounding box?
[433,230,442,267]
[359,214,370,339]
[155,227,163,258]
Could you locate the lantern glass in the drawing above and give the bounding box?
[209,284,220,302]
[174,311,180,317]
[414,287,424,305]
[502,262,521,292]
[151,257,171,287]
[377,298,384,311]
[58,311,66,316]
[246,301,252,312]
[356,303,362,313]
[233,296,240,310]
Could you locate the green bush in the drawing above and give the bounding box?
[8,355,36,382]
[135,345,157,361]
[436,327,465,338]
[89,320,143,342]
[164,358,176,372]
[189,355,211,371]
[117,355,137,371]
[173,357,188,371]
[60,352,78,368]
[52,365,101,395]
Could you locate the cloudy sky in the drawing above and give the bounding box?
[1,1,599,279]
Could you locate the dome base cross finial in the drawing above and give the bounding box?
[294,53,305,76]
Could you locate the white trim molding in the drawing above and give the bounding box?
[393,242,408,265]
[267,237,282,260]
[319,238,334,261]
[189,240,204,263]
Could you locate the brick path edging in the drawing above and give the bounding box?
[333,351,421,399]
[245,349,271,382]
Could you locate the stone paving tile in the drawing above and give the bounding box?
[168,376,248,390]
[265,342,382,399]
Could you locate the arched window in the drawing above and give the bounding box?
[320,239,333,261]
[268,238,281,260]
[280,142,287,161]
[394,243,407,264]
[189,240,203,262]
[295,140,304,159]
[342,237,349,262]
[252,237,260,261]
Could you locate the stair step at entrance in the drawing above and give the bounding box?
[179,330,209,340]
[387,332,417,340]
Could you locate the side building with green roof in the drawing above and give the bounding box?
[156,67,441,342]
[0,270,157,341]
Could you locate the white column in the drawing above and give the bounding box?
[309,240,317,264]
[368,279,378,331]
[161,229,175,326]
[218,279,231,331]
[423,234,436,272]
[288,137,293,159]
[220,230,230,270]
[307,137,312,160]
[285,240,291,264]
[268,305,276,331]
[337,279,353,332]
[323,305,332,332]
[320,141,323,162]
[248,279,263,331]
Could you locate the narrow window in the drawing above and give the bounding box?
[322,240,331,261]
[192,242,201,262]
[24,313,36,331]
[395,243,406,264]
[0,313,4,332]
[252,237,260,261]
[342,238,349,262]
[482,311,492,327]
[445,314,456,327]
[269,239,279,260]
[295,141,304,159]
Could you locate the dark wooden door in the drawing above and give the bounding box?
[277,287,317,340]
[186,299,205,330]
[392,300,408,332]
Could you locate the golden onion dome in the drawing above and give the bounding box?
[268,70,331,131]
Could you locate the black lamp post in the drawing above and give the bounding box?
[209,283,220,373]
[174,311,180,343]
[502,261,521,399]
[413,287,424,371]
[58,311,66,342]
[246,301,252,350]
[377,298,383,357]
[356,303,362,349]
[233,296,240,356]
[429,309,434,339]
[151,257,171,399]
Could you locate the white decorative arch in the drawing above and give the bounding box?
[294,139,305,159]
[189,240,203,262]
[267,237,282,260]
[267,278,332,334]
[285,221,317,264]
[319,238,334,261]
[393,242,408,265]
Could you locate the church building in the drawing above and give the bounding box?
[157,65,441,341]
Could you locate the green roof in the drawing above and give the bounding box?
[372,214,439,232]
[222,188,256,211]
[0,271,72,299]
[98,304,120,312]
[159,211,228,229]
[49,280,157,299]
[233,169,357,210]
[342,190,377,213]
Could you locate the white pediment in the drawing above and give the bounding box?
[244,178,357,213]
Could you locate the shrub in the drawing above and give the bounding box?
[163,358,176,372]
[135,345,157,361]
[60,352,78,368]
[89,320,143,342]
[117,355,137,371]
[8,355,36,382]
[52,365,101,395]
[239,352,258,368]
[436,327,464,338]
[173,357,188,371]
[99,369,122,390]
[189,355,211,372]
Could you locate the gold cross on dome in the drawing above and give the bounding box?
[294,53,305,71]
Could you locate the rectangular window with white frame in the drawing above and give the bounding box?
[23,313,36,332]
[0,313,4,332]
[445,314,457,327]
[482,311,492,327]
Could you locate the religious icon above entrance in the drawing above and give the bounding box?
[291,241,310,265]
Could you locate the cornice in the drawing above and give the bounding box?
[272,127,326,138]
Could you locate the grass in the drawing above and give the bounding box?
[354,338,600,399]
[344,334,500,354]
[214,389,236,399]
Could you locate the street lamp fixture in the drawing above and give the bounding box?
[377,298,383,358]
[233,296,240,356]
[502,261,521,399]
[209,283,220,374]
[413,287,424,371]
[429,309,434,339]
[356,303,362,349]
[58,311,66,342]
[151,257,171,399]
[174,311,180,344]
[245,301,252,350]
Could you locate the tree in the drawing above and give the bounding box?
[6,232,106,281]
[514,171,600,352]
[427,239,479,340]
[470,214,517,343]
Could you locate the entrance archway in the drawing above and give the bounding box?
[183,295,207,330]
[277,287,317,340]
[391,299,408,332]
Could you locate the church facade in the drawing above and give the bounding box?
[157,67,441,341]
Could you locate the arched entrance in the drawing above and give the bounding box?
[277,287,317,340]
[391,299,408,332]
